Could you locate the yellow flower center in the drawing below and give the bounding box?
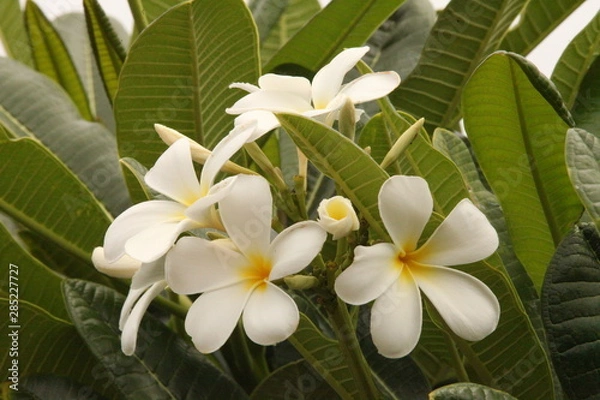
[241,254,273,291]
[326,199,348,220]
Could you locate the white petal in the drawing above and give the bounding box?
[120,281,166,355]
[258,74,312,101]
[371,268,422,358]
[124,218,198,263]
[229,82,260,93]
[338,71,400,104]
[200,121,256,191]
[145,138,202,206]
[317,196,360,240]
[103,200,188,262]
[311,46,369,109]
[219,175,272,257]
[185,176,237,225]
[119,286,146,331]
[379,175,433,253]
[334,243,400,305]
[234,111,280,140]
[226,90,313,114]
[131,257,165,289]
[92,247,141,278]
[268,221,327,280]
[166,236,245,294]
[413,199,499,266]
[185,283,250,353]
[411,265,500,341]
[242,282,299,345]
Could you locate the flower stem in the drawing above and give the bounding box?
[327,298,381,400]
[127,0,148,31]
[442,330,470,382]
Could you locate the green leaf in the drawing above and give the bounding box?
[463,52,582,291]
[24,1,93,121]
[63,279,248,400]
[541,223,600,400]
[119,157,152,204]
[0,299,116,398]
[0,0,33,66]
[84,0,127,106]
[390,0,527,130]
[115,0,260,170]
[250,0,289,43]
[0,139,111,263]
[15,375,106,400]
[276,113,390,239]
[259,0,321,63]
[0,222,67,320]
[429,382,518,400]
[551,12,600,109]
[0,57,130,216]
[264,0,404,72]
[571,52,600,135]
[141,0,187,24]
[566,128,600,230]
[501,0,585,56]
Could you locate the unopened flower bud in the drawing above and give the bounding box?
[92,246,141,278]
[317,196,360,240]
[284,275,319,290]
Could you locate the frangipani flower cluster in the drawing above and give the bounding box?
[92,46,500,363]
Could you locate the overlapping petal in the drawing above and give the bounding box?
[166,236,245,294]
[334,243,400,305]
[185,283,250,354]
[91,247,140,278]
[144,138,202,206]
[268,221,327,281]
[413,199,499,266]
[412,264,500,341]
[242,283,299,345]
[131,256,165,290]
[219,174,273,257]
[258,74,312,101]
[227,90,313,114]
[370,268,422,358]
[379,175,432,252]
[233,111,280,140]
[338,71,401,104]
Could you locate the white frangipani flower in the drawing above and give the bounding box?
[317,196,360,240]
[335,175,500,358]
[166,174,327,353]
[102,122,257,263]
[226,46,400,138]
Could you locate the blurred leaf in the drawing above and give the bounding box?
[429,382,518,400]
[250,0,289,43]
[24,1,93,121]
[276,113,390,240]
[391,0,528,130]
[0,222,66,320]
[571,54,600,135]
[463,52,582,291]
[259,0,321,63]
[63,279,248,400]
[0,0,33,66]
[0,57,130,216]
[0,299,116,398]
[115,0,259,171]
[84,0,127,107]
[0,139,111,263]
[501,0,585,56]
[551,12,600,109]
[566,128,600,231]
[119,157,152,204]
[264,0,404,72]
[14,375,106,400]
[541,223,600,400]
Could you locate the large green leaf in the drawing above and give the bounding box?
[0,139,111,262]
[0,0,33,66]
[264,0,403,72]
[0,299,116,398]
[0,222,67,320]
[463,52,582,291]
[551,12,600,109]
[571,54,600,135]
[0,57,130,216]
[24,1,93,121]
[541,223,600,400]
[259,0,321,63]
[501,0,585,56]
[115,0,259,170]
[566,128,600,230]
[15,375,106,400]
[276,113,390,239]
[390,0,527,130]
[141,0,187,23]
[430,382,518,400]
[249,0,289,44]
[63,279,248,400]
